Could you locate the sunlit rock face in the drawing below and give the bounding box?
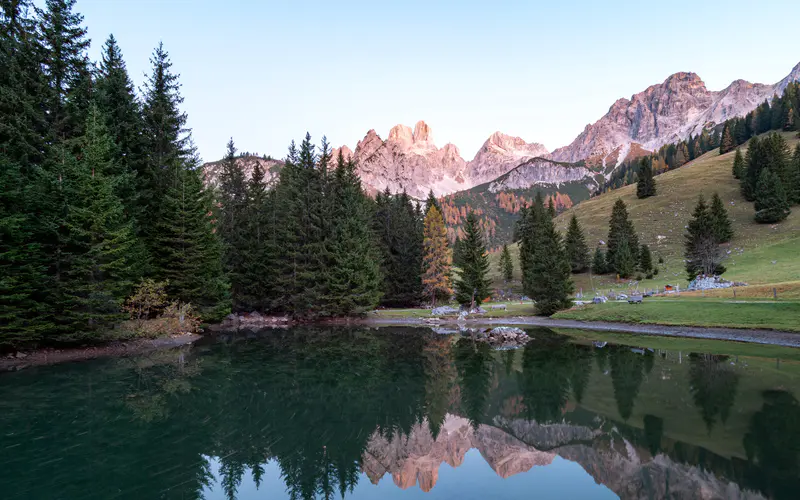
[361,415,554,492]
[552,62,800,164]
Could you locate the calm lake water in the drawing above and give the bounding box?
[1,327,799,499]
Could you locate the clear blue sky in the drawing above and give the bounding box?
[76,0,800,163]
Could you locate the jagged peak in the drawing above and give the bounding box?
[413,120,434,147]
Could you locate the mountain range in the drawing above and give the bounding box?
[203,60,800,203]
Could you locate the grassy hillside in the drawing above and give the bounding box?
[549,131,800,293]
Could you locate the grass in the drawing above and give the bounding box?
[553,296,800,332]
[479,131,800,295]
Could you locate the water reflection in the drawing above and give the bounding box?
[0,326,798,499]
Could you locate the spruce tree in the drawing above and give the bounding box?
[709,192,734,243]
[217,138,249,309]
[325,155,383,315]
[38,0,91,142]
[719,120,736,155]
[685,195,726,279]
[422,205,452,307]
[639,244,653,275]
[606,199,639,277]
[636,157,656,199]
[518,194,544,297]
[425,189,441,215]
[792,144,800,205]
[53,107,141,338]
[524,196,574,316]
[732,148,744,179]
[94,34,143,214]
[452,235,464,268]
[454,212,490,307]
[592,248,607,274]
[238,157,274,312]
[564,214,589,273]
[754,168,790,224]
[499,244,514,283]
[0,1,54,345]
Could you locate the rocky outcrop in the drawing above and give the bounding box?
[465,132,550,186]
[488,158,594,192]
[202,155,283,188]
[553,61,800,163]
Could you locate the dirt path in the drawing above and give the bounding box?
[359,316,800,348]
[0,334,201,373]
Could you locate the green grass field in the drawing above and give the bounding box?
[553,296,800,332]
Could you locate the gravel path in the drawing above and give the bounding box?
[362,316,800,348]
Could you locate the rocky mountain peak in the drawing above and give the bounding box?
[412,120,434,149]
[388,124,414,149]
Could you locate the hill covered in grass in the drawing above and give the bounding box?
[550,131,800,293]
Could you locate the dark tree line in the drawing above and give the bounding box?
[1,1,226,347]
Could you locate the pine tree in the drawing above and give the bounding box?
[685,195,726,280]
[732,148,744,179]
[518,194,544,297]
[719,122,735,154]
[152,157,229,321]
[524,197,574,316]
[591,248,607,274]
[754,168,790,224]
[564,214,589,273]
[52,106,141,338]
[606,199,639,277]
[499,244,514,283]
[454,212,490,307]
[38,0,91,142]
[791,144,800,205]
[742,136,763,201]
[325,154,383,315]
[452,235,464,268]
[238,157,274,312]
[94,34,143,215]
[639,244,653,274]
[636,157,656,199]
[709,193,734,243]
[425,190,441,215]
[422,205,452,307]
[217,138,249,309]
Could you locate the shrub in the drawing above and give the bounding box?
[124,279,169,320]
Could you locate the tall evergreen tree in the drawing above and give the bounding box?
[37,0,91,142]
[732,148,744,179]
[52,106,140,338]
[524,196,573,316]
[719,120,736,155]
[591,248,607,275]
[454,212,490,307]
[217,138,249,309]
[425,189,441,215]
[422,205,452,307]
[709,192,734,243]
[685,194,726,279]
[238,157,274,312]
[606,199,639,278]
[94,34,143,214]
[452,235,464,268]
[518,195,544,295]
[754,168,790,224]
[564,214,589,273]
[792,144,800,205]
[499,244,514,283]
[324,155,383,315]
[636,157,656,199]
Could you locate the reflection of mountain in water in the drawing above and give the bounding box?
[363,413,765,499]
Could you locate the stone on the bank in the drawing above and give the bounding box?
[431,306,460,316]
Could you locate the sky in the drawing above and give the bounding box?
[74,0,800,163]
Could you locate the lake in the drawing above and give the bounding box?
[1,326,798,499]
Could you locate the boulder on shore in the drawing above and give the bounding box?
[474,327,530,348]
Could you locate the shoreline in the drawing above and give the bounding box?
[4,314,800,372]
[348,316,800,348]
[0,334,201,373]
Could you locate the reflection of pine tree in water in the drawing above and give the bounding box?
[688,354,740,432]
[643,414,664,455]
[743,390,800,499]
[424,335,456,438]
[595,345,609,373]
[454,337,494,429]
[609,347,647,421]
[569,346,594,403]
[518,338,575,423]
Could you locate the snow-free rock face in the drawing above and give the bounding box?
[552,61,800,163]
[465,132,550,186]
[202,155,283,188]
[488,158,594,193]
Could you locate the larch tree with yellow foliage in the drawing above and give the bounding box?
[422,206,452,307]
